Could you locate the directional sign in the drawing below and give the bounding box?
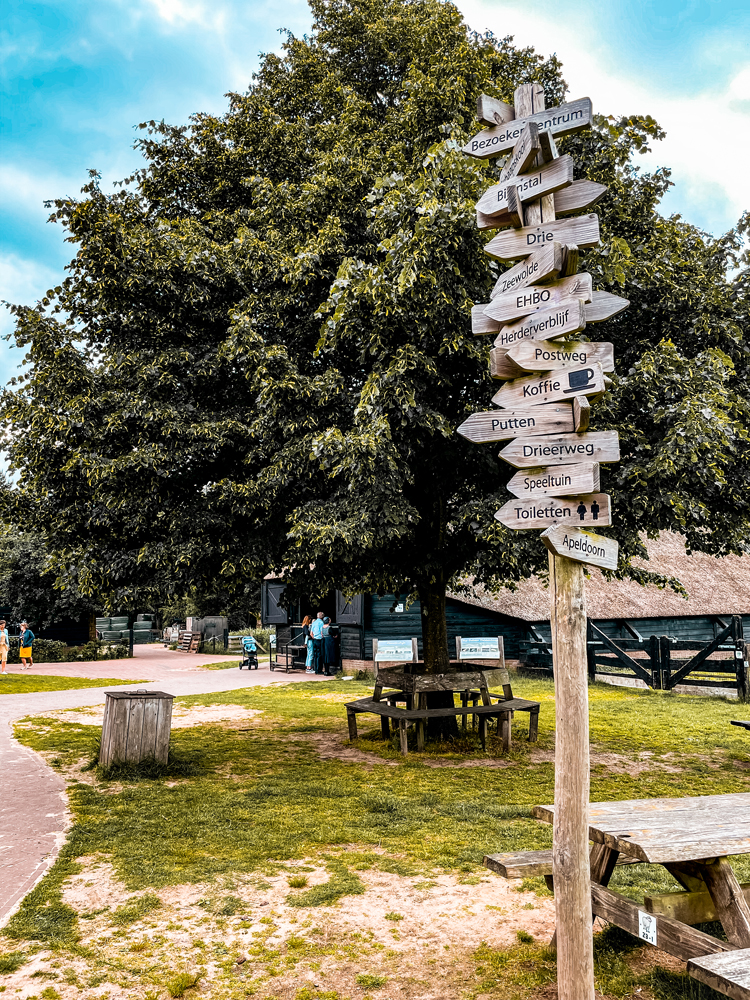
[507,339,614,373]
[490,347,526,380]
[490,242,564,300]
[456,405,574,443]
[485,214,601,261]
[492,363,605,409]
[541,524,619,571]
[493,300,586,347]
[476,94,515,127]
[496,122,542,185]
[484,273,592,325]
[498,430,620,468]
[476,179,608,232]
[494,493,611,530]
[584,291,630,323]
[463,97,593,159]
[476,155,573,219]
[506,462,600,499]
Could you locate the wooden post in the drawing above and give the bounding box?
[649,635,662,690]
[586,619,596,683]
[548,550,595,1000]
[660,635,672,691]
[513,84,556,225]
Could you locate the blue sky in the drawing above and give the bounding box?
[2,0,749,372]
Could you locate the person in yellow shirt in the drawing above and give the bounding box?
[19,620,35,670]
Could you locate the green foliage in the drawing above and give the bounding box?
[286,861,366,907]
[165,971,200,997]
[111,892,162,926]
[0,675,142,696]
[3,638,129,665]
[0,951,27,974]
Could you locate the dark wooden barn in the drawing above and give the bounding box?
[261,534,750,673]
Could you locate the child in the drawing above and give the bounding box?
[19,620,35,670]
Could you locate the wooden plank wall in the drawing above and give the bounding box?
[527,615,749,645]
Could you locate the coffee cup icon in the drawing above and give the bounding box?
[564,367,596,393]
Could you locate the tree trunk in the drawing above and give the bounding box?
[418,578,458,739]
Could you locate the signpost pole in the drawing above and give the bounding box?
[548,550,595,1000]
[516,80,594,1000]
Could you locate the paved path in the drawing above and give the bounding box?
[0,646,322,926]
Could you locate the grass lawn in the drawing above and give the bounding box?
[2,676,747,999]
[202,655,270,670]
[0,675,147,695]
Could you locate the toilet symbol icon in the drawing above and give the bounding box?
[577,502,587,521]
[591,499,600,520]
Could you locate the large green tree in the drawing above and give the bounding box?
[3,0,749,670]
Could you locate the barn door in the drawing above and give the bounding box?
[336,592,363,624]
[261,582,289,625]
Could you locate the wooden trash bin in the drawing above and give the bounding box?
[100,690,174,766]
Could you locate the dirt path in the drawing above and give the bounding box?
[0,645,324,926]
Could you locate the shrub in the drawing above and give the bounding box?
[166,972,200,997]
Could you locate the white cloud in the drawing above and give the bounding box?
[458,0,750,234]
[0,253,61,339]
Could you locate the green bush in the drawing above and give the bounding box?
[166,972,200,997]
[5,638,130,664]
[229,627,274,650]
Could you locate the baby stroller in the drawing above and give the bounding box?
[239,635,259,670]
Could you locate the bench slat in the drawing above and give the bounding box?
[687,949,750,1000]
[346,697,538,720]
[484,849,638,879]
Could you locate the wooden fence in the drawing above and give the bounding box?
[520,616,749,699]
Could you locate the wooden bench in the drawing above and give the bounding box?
[731,721,750,731]
[687,949,750,1000]
[484,847,638,886]
[345,696,538,754]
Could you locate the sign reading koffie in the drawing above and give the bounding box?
[459,86,622,570]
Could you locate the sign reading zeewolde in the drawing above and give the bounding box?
[463,97,593,159]
[541,524,619,571]
[489,243,564,300]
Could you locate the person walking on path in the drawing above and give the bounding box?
[310,612,325,675]
[19,621,34,670]
[301,615,314,673]
[0,621,8,675]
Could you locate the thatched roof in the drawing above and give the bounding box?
[451,533,750,623]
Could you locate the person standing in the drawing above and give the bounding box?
[323,617,338,676]
[19,621,34,670]
[301,615,314,673]
[310,612,325,675]
[0,621,8,675]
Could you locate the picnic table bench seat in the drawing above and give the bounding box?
[483,848,639,880]
[345,695,538,754]
[731,721,750,731]
[687,949,750,1000]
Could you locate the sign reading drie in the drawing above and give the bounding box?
[506,462,600,499]
[484,273,593,325]
[457,637,503,660]
[541,524,619,571]
[507,339,614,373]
[492,363,605,409]
[463,97,593,159]
[493,300,586,347]
[457,405,574,443]
[498,430,620,468]
[374,640,415,663]
[476,156,574,218]
[490,242,564,300]
[485,214,601,261]
[494,493,611,530]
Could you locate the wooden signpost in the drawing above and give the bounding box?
[507,339,614,373]
[483,273,593,325]
[460,81,628,1000]
[457,405,574,443]
[498,430,620,468]
[506,463,600,499]
[494,493,611,530]
[491,363,606,408]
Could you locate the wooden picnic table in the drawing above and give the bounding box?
[532,792,750,999]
